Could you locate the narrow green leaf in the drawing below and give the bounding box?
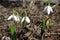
[41,19,46,29]
[22,19,26,27]
[9,25,16,35]
[46,19,51,29]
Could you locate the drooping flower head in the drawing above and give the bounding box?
[21,9,30,23]
[21,9,30,27]
[7,9,20,22]
[43,0,53,15]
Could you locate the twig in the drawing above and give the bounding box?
[52,2,59,8]
[23,0,26,8]
[29,0,36,8]
[45,33,60,35]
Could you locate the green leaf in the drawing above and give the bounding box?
[9,25,16,35]
[46,19,51,29]
[41,19,46,29]
[41,19,51,30]
[22,19,26,27]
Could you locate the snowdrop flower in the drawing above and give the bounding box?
[7,9,20,22]
[21,16,30,23]
[43,5,53,15]
[7,14,20,22]
[14,15,20,22]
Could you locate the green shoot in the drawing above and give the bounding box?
[41,19,46,30]
[9,25,16,40]
[22,19,26,27]
[9,25,16,35]
[41,19,51,30]
[22,9,27,27]
[46,19,51,29]
[48,0,50,6]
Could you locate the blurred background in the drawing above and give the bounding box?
[0,0,60,3]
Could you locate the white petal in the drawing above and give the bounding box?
[7,15,13,20]
[47,6,51,15]
[13,15,20,22]
[50,7,53,13]
[21,17,25,23]
[16,16,20,22]
[26,17,30,23]
[43,6,47,12]
[13,16,18,21]
[48,6,53,15]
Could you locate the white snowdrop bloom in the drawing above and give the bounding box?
[7,15,13,20]
[43,6,53,15]
[14,16,20,22]
[21,16,30,23]
[7,14,20,22]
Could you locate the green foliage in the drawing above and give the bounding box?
[9,25,16,40]
[9,25,16,35]
[41,19,51,30]
[22,19,27,27]
[42,19,46,29]
[22,9,27,27]
[23,9,27,16]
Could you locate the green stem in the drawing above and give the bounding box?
[24,9,27,16]
[12,9,15,16]
[11,32,16,40]
[24,10,27,27]
[48,0,50,6]
[22,9,27,27]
